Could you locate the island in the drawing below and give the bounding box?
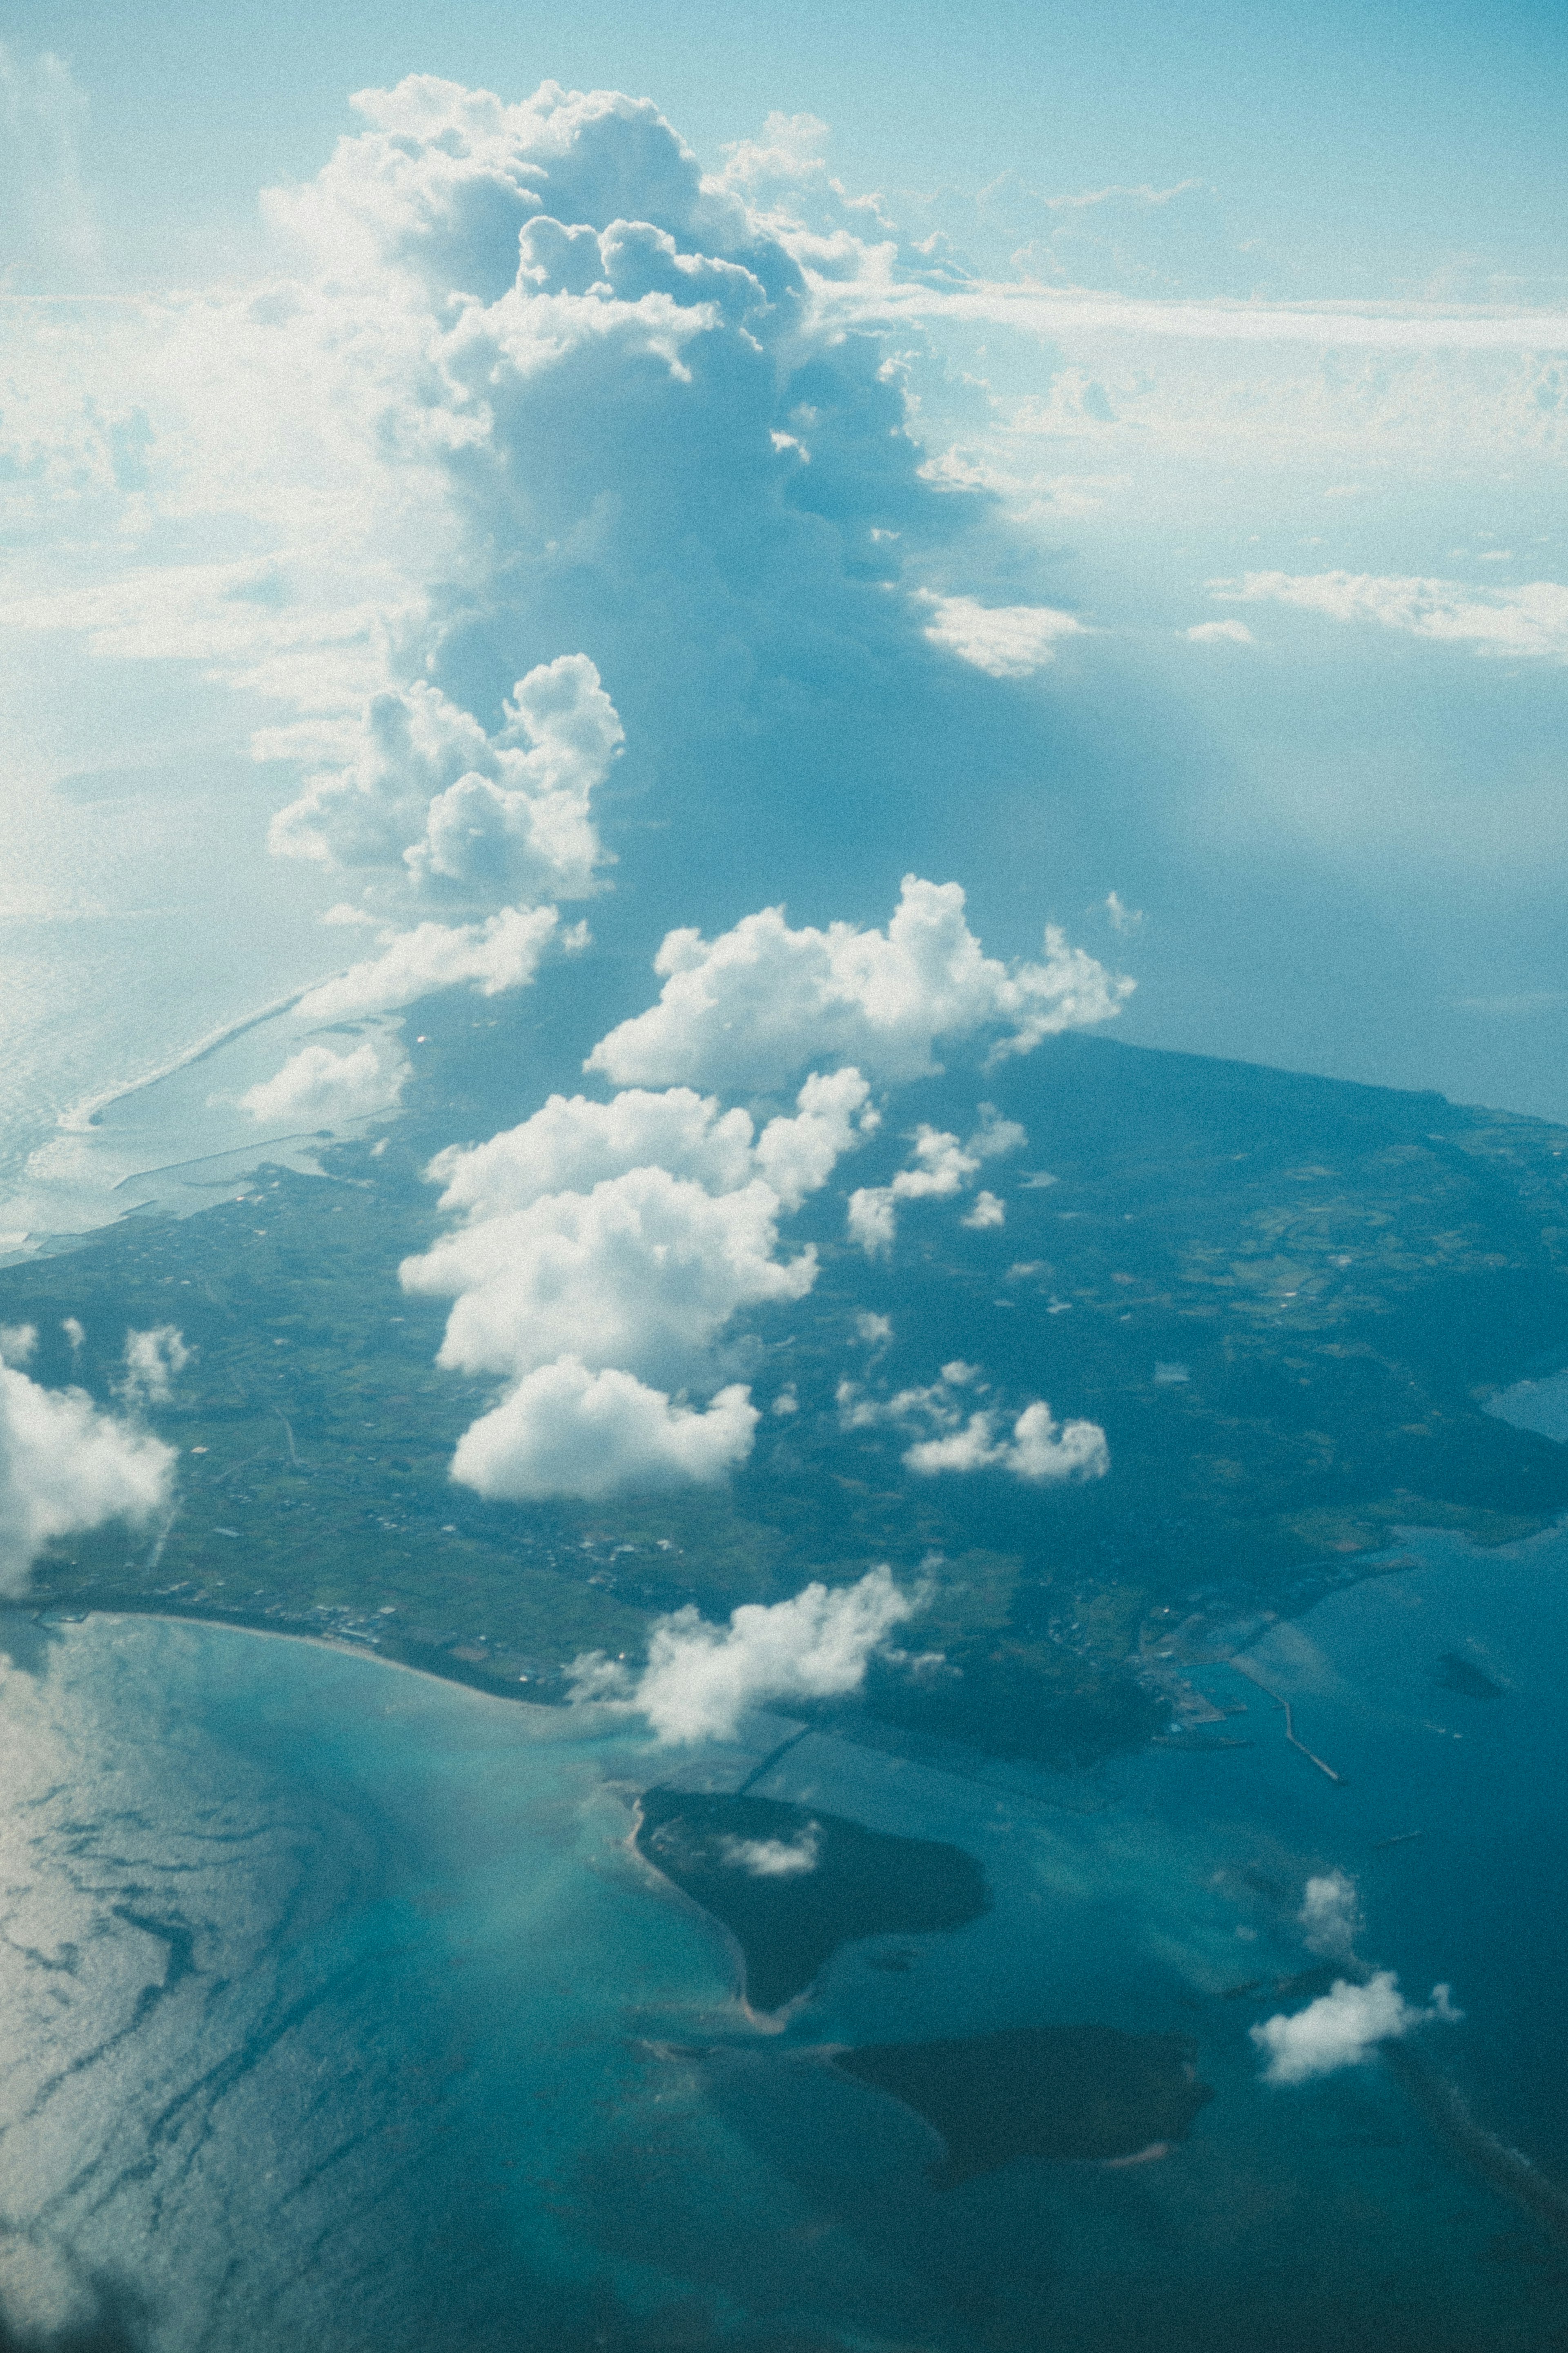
[633,1789,988,2013]
[833,2023,1214,2181]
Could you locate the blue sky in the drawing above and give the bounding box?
[2,0,1567,1129]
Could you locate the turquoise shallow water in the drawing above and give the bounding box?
[2,1542,1566,2351]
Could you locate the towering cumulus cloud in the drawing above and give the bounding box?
[0,1358,175,1593]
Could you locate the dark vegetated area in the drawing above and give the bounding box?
[8,1024,1568,1767]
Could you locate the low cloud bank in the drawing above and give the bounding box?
[588,875,1131,1095]
[569,1565,916,1742]
[1252,1972,1461,2085]
[0,1359,175,1593]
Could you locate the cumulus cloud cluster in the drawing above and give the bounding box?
[569,1563,915,1741]
[402,1068,878,1499]
[1252,1972,1461,2086]
[839,1359,1109,1484]
[589,875,1130,1095]
[271,655,622,906]
[0,1357,175,1594]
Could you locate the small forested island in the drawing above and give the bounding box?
[634,1789,989,2012]
[833,2023,1214,2181]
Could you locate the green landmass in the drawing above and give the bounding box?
[7,990,1568,1766]
[833,2023,1214,2179]
[634,1790,989,2012]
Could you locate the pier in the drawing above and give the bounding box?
[1230,1658,1344,1783]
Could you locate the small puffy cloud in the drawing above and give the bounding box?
[1252,1972,1461,2086]
[840,1363,1109,1484]
[0,1360,174,1592]
[587,875,1131,1094]
[570,1564,915,1743]
[919,593,1087,677]
[1186,618,1254,645]
[448,1358,757,1501]
[962,1189,1005,1229]
[0,1325,37,1366]
[405,1166,815,1388]
[270,655,622,903]
[854,1311,892,1347]
[118,1325,190,1409]
[718,1824,820,1876]
[1216,571,1568,662]
[1299,1869,1361,1961]
[294,903,573,1021]
[238,1037,410,1127]
[849,1107,1021,1254]
[428,1068,874,1224]
[61,1318,84,1353]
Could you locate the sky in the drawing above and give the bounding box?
[3,0,1568,1126]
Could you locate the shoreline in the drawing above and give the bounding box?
[15,1597,572,1713]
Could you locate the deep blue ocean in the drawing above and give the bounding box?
[2,1521,1566,2351]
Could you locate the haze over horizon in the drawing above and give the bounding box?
[3,0,1567,1141]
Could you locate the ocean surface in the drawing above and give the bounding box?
[0,769,350,1249]
[3,1526,1567,2351]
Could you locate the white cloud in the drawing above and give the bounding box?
[849,1104,1023,1254]
[0,45,98,279]
[1186,619,1254,645]
[717,1824,820,1876]
[1103,890,1143,932]
[405,1166,814,1387]
[448,1357,757,1501]
[1252,1972,1461,2086]
[238,1037,410,1127]
[569,1563,915,1743]
[918,593,1087,677]
[428,1068,875,1224]
[405,1055,881,1501]
[1299,1869,1361,1961]
[294,903,574,1021]
[270,655,622,903]
[0,1360,174,1592]
[0,1326,37,1366]
[839,1361,1109,1483]
[1217,571,1568,661]
[588,875,1131,1095]
[117,1325,190,1409]
[962,1189,1006,1229]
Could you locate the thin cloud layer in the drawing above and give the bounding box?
[0,1359,175,1593]
[569,1563,916,1742]
[1217,571,1568,662]
[589,875,1131,1094]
